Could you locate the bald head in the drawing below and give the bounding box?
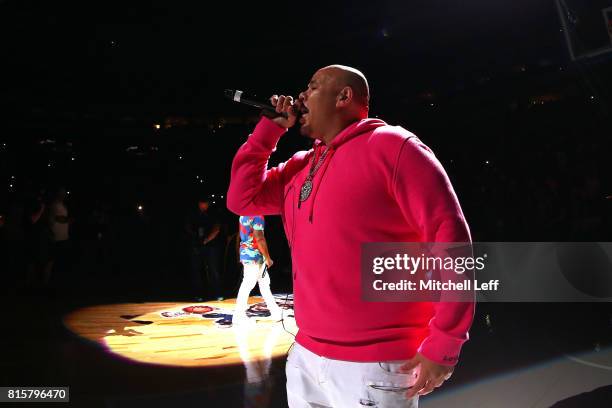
[320,65,370,109]
[298,65,370,143]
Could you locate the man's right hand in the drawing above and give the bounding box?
[265,258,274,268]
[268,95,298,128]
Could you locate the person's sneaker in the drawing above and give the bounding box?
[232,312,255,327]
[235,320,255,329]
[268,308,283,321]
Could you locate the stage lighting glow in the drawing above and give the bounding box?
[153,124,161,129]
[63,298,297,367]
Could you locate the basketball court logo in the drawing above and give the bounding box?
[158,298,294,328]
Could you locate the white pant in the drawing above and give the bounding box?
[235,262,281,316]
[286,343,419,408]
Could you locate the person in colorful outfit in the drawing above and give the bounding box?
[234,215,282,323]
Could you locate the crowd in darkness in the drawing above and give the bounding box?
[0,128,296,299]
[0,65,610,300]
[443,98,610,243]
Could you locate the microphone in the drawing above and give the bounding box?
[224,89,297,119]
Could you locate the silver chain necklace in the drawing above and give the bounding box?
[299,146,330,206]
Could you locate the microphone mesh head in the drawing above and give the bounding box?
[224,89,242,102]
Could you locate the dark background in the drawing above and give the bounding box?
[0,0,611,406]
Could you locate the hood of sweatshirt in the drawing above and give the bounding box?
[314,118,387,150]
[305,118,387,222]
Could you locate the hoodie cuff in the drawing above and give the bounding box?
[249,117,287,151]
[417,330,468,367]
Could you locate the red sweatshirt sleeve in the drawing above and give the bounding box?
[227,117,307,216]
[392,137,474,366]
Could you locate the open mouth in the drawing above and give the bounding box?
[294,100,309,124]
[294,100,308,115]
[297,104,309,124]
[299,112,309,124]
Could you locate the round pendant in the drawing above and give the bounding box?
[299,179,313,202]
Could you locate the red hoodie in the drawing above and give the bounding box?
[227,116,473,365]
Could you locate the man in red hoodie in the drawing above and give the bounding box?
[227,65,473,407]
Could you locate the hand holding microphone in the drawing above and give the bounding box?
[224,89,301,129]
[268,94,298,128]
[264,257,274,268]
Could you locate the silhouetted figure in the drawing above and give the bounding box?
[186,197,223,300]
[24,189,52,288]
[47,187,72,285]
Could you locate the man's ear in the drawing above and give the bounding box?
[337,86,353,106]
